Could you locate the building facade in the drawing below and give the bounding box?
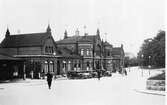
[0,26,124,79]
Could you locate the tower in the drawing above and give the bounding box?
[96,28,100,36]
[5,28,10,37]
[46,24,51,33]
[75,28,79,36]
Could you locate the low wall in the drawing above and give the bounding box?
[146,80,165,91]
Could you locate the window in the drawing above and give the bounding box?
[87,61,90,67]
[108,51,110,56]
[78,61,81,68]
[45,46,54,53]
[49,47,51,53]
[63,61,66,69]
[51,47,54,53]
[44,61,48,73]
[90,50,92,56]
[81,49,84,56]
[45,47,48,53]
[49,61,54,72]
[86,49,89,56]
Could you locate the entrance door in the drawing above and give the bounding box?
[57,61,60,75]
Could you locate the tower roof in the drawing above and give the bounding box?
[46,24,51,33]
[5,28,10,37]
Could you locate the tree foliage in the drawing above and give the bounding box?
[137,30,165,68]
[124,56,138,67]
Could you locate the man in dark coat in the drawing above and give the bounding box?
[46,72,53,89]
[124,69,127,76]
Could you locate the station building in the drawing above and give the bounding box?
[0,26,124,80]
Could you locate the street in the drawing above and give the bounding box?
[0,67,165,105]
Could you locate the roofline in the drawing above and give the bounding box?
[56,42,77,44]
[10,32,50,36]
[0,45,42,48]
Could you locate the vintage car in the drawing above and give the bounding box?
[103,71,112,77]
[67,71,92,79]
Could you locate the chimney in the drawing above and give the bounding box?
[64,30,68,39]
[75,28,79,36]
[121,44,123,48]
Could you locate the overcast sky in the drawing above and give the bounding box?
[0,0,165,56]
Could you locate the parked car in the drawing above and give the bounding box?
[67,71,92,79]
[78,72,92,79]
[91,71,98,78]
[103,71,112,77]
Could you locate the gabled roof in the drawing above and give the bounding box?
[0,32,51,48]
[104,41,112,46]
[55,35,97,44]
[77,36,93,43]
[55,36,82,44]
[111,47,123,55]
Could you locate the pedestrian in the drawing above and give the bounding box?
[124,69,127,76]
[46,72,53,89]
[97,70,101,80]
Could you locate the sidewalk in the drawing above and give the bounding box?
[127,67,165,96]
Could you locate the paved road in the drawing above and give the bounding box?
[0,67,165,105]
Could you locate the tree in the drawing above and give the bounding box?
[124,56,138,67]
[137,30,165,68]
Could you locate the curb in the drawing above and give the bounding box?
[134,89,165,96]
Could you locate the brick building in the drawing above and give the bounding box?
[0,26,124,79]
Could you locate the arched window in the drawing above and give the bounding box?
[63,61,66,69]
[44,61,48,73]
[49,61,54,72]
[68,61,71,71]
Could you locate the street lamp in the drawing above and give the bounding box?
[148,56,151,75]
[141,54,144,77]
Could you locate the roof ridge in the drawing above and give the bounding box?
[10,32,48,36]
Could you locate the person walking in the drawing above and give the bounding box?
[46,72,53,89]
[124,69,127,76]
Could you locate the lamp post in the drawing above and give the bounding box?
[148,56,151,75]
[147,39,152,76]
[141,54,144,77]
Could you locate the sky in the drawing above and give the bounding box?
[0,0,165,57]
